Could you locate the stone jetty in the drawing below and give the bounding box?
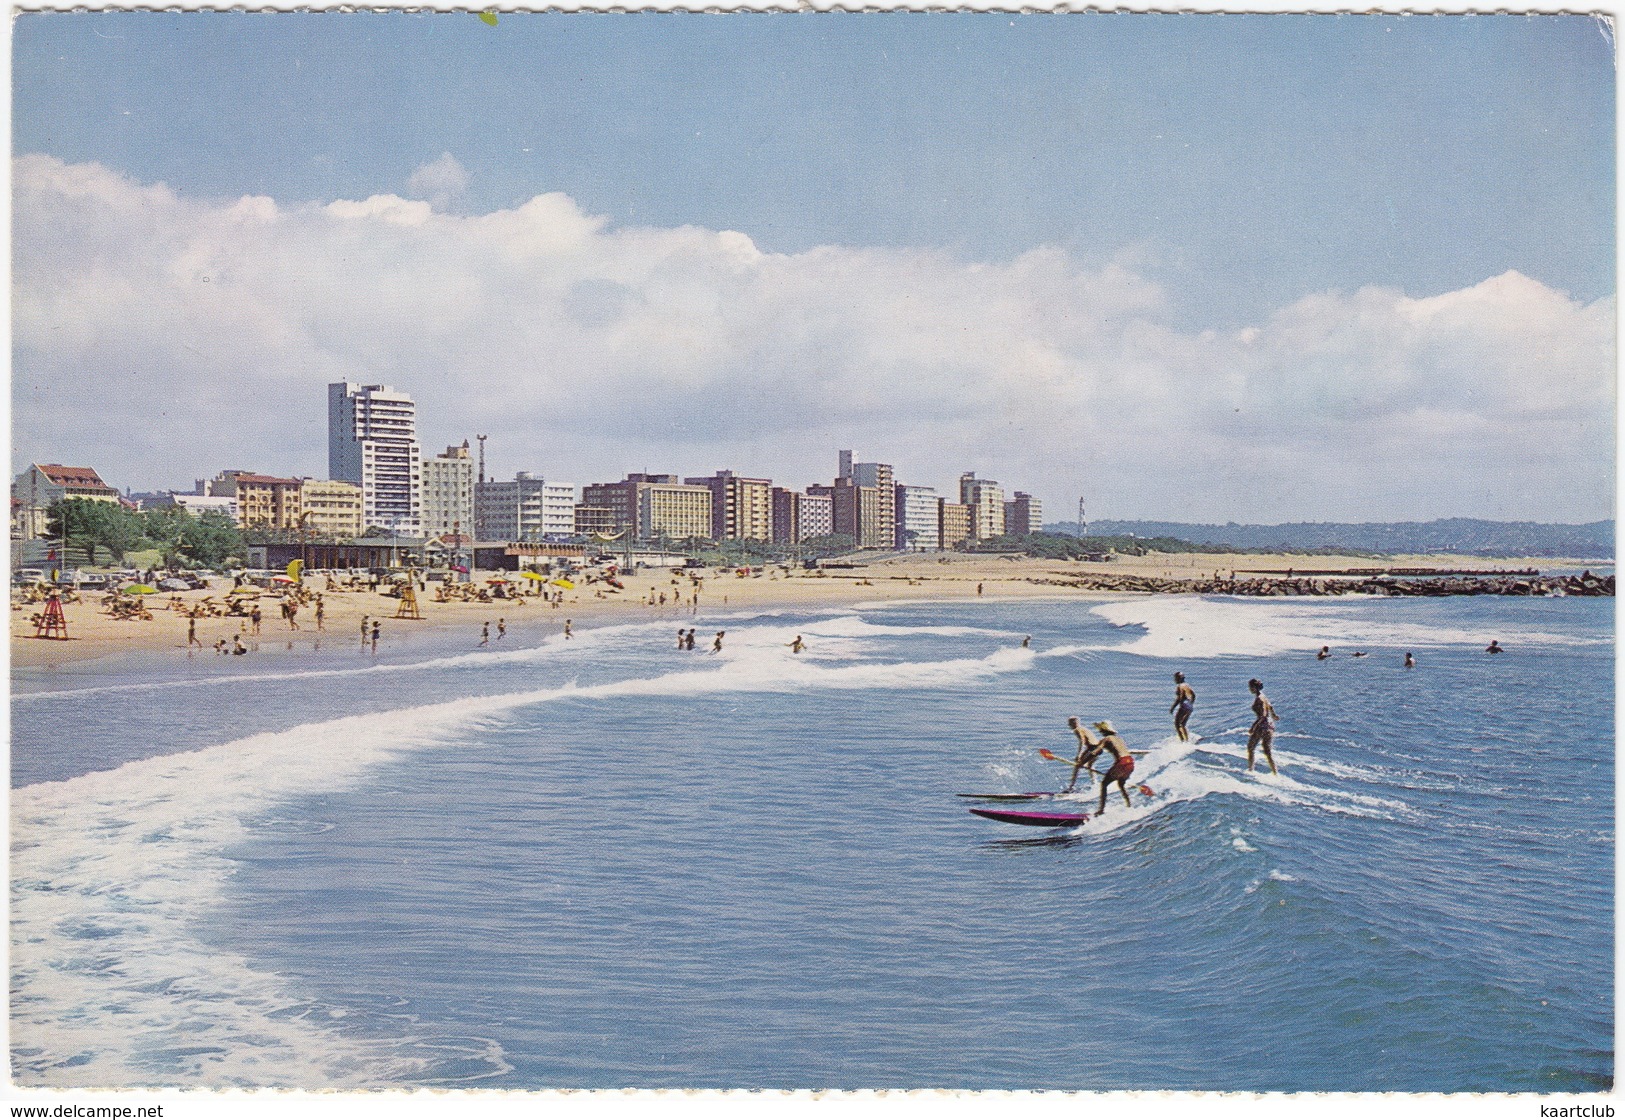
[1030,570,1614,598]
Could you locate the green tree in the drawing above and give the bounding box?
[802,533,856,555]
[48,499,145,566]
[178,511,244,567]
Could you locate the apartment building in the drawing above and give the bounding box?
[1004,491,1043,537]
[208,470,304,530]
[895,484,941,551]
[299,479,364,540]
[328,382,422,535]
[959,472,1006,540]
[684,470,773,542]
[475,473,576,541]
[939,500,973,550]
[422,442,475,540]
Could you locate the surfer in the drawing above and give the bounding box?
[1091,721,1135,815]
[1062,717,1098,793]
[1170,672,1195,742]
[1246,678,1279,774]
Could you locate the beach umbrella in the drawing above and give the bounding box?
[520,571,547,581]
[125,585,158,594]
[487,576,511,583]
[158,578,190,591]
[551,578,575,589]
[271,575,296,584]
[227,587,259,596]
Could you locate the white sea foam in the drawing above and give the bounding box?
[1086,596,1606,660]
[12,634,1054,1087]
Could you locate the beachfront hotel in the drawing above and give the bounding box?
[422,442,475,541]
[204,470,304,531]
[685,471,774,543]
[299,478,365,540]
[1004,491,1042,537]
[328,382,423,536]
[10,464,120,540]
[959,473,1006,540]
[896,484,941,551]
[475,473,577,542]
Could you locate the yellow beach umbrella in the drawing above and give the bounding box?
[520,571,548,581]
[550,578,575,589]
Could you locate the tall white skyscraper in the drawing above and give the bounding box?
[328,383,422,535]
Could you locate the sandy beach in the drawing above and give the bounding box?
[10,550,1561,671]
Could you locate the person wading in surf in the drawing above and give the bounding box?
[1170,672,1196,742]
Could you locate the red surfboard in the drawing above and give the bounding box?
[969,807,1090,827]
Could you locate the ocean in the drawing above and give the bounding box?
[9,593,1614,1092]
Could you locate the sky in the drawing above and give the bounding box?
[10,11,1617,524]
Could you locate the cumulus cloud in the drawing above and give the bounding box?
[11,154,1615,522]
[405,152,470,212]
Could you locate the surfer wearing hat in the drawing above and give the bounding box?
[1246,678,1279,774]
[1170,672,1196,742]
[1091,720,1135,815]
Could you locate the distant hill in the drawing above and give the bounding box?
[1041,519,1615,559]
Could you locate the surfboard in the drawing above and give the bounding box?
[969,807,1090,827]
[955,792,1065,802]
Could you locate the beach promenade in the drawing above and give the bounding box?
[11,550,1589,671]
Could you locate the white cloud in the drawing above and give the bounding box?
[404,152,470,213]
[11,154,1615,522]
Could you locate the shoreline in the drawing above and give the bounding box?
[10,550,1609,673]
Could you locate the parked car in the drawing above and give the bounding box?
[14,568,46,584]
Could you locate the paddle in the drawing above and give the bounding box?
[1036,749,1157,799]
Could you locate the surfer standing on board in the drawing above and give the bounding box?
[1062,717,1098,793]
[1092,721,1135,815]
[1170,672,1196,742]
[1246,678,1279,774]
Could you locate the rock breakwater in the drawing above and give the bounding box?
[1032,571,1615,597]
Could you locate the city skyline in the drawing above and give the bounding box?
[12,12,1616,524]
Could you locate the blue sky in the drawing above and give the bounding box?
[11,12,1617,521]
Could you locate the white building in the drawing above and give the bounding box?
[328,383,422,535]
[422,442,475,540]
[165,493,239,520]
[798,491,834,540]
[475,473,577,541]
[895,484,940,551]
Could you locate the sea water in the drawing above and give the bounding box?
[9,594,1613,1091]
